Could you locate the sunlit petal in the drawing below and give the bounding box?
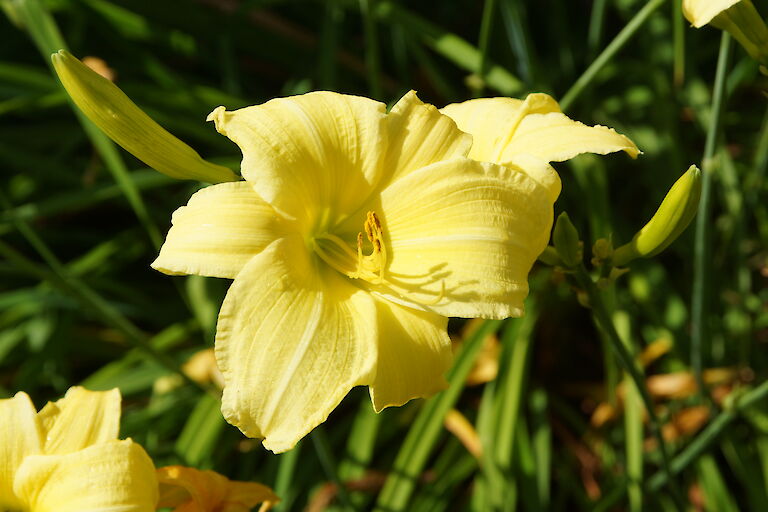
[152,182,287,279]
[504,153,562,204]
[369,299,451,411]
[441,93,638,165]
[683,0,741,27]
[371,157,555,318]
[36,387,120,455]
[0,392,42,510]
[14,439,158,512]
[384,90,472,183]
[506,111,639,162]
[216,237,378,453]
[441,94,553,162]
[208,92,388,231]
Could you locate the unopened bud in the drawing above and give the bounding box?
[613,166,701,266]
[591,238,614,267]
[51,50,238,183]
[538,246,563,266]
[553,212,583,268]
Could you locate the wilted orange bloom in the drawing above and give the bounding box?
[157,465,278,512]
[183,348,225,389]
[444,409,483,459]
[662,406,710,442]
[459,318,501,386]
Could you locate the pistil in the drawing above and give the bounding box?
[313,211,388,284]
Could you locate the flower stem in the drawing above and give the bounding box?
[559,0,667,111]
[691,32,732,403]
[573,266,684,508]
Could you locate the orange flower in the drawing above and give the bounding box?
[157,465,278,512]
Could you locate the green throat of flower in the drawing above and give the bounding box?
[313,211,388,284]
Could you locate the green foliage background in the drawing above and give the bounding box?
[1,0,768,510]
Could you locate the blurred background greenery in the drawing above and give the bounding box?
[1,0,768,510]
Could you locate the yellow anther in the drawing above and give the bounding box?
[314,211,388,284]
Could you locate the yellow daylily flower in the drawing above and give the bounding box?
[157,465,278,512]
[683,0,768,66]
[152,90,635,453]
[0,387,158,512]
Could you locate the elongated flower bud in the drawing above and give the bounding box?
[51,50,238,183]
[553,211,582,268]
[613,166,701,266]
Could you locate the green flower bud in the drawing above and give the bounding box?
[538,246,563,266]
[591,238,614,267]
[51,50,238,184]
[553,212,583,268]
[613,165,701,266]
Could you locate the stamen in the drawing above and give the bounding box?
[313,211,388,284]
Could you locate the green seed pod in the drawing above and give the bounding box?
[613,165,701,266]
[553,212,583,268]
[51,50,238,184]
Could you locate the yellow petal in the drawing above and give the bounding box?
[683,0,741,27]
[369,299,452,411]
[157,465,278,511]
[14,439,158,512]
[441,94,553,162]
[37,387,120,455]
[441,93,639,165]
[152,182,286,279]
[207,92,388,231]
[215,237,377,453]
[372,157,555,319]
[508,112,639,163]
[504,153,562,204]
[0,392,43,510]
[384,90,472,183]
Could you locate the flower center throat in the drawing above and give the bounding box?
[313,211,388,284]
